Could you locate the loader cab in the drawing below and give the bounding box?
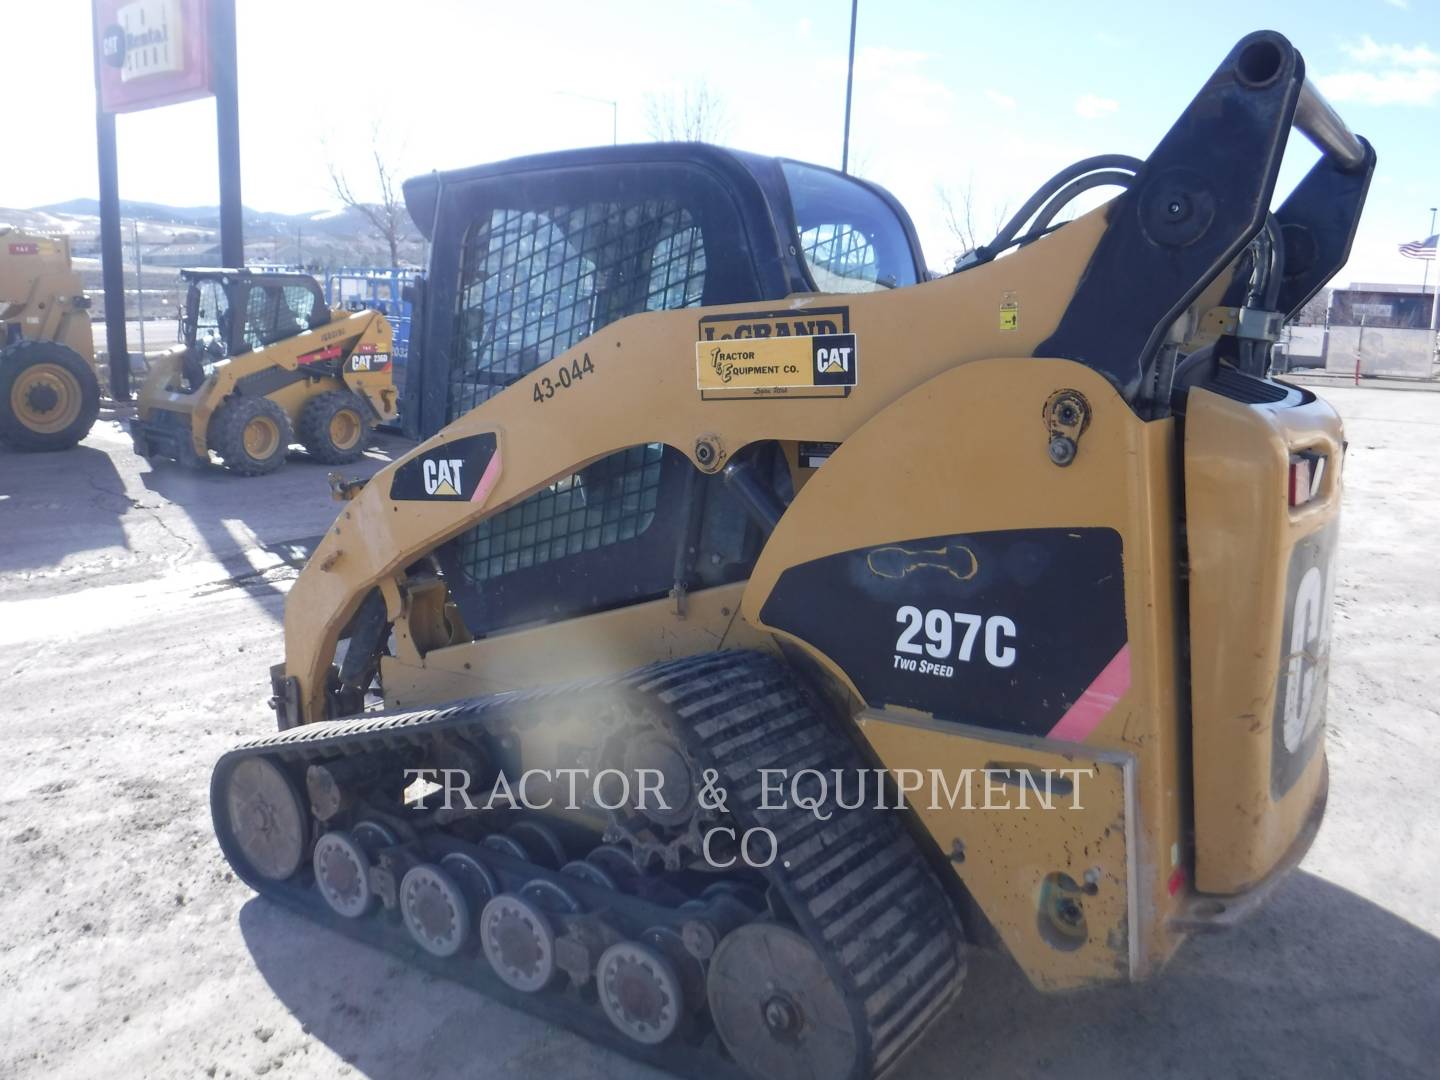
[401,145,927,637]
[179,269,329,362]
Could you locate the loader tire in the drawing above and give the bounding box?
[298,390,369,464]
[0,340,101,452]
[209,395,293,476]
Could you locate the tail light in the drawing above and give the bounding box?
[1288,451,1326,507]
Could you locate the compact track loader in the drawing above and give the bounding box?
[131,269,398,475]
[211,32,1372,1079]
[0,228,101,451]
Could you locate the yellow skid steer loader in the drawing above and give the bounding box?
[210,32,1371,1079]
[131,269,398,475]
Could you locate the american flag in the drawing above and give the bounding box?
[1399,234,1437,260]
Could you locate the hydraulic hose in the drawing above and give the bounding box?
[957,154,1144,269]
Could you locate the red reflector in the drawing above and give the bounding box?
[1288,459,1311,506]
[1289,452,1326,507]
[1168,866,1186,896]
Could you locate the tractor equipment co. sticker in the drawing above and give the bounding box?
[758,527,1127,737]
[390,433,501,503]
[1271,519,1339,797]
[696,307,857,399]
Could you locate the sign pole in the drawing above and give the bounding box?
[213,0,243,267]
[92,10,130,400]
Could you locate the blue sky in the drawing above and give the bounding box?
[5,0,1437,286]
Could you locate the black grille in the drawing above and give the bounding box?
[449,201,706,421]
[456,444,664,583]
[1206,366,1293,404]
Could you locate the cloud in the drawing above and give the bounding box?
[1320,35,1440,105]
[1342,35,1437,66]
[1383,0,1408,8]
[984,88,1017,110]
[1073,93,1118,119]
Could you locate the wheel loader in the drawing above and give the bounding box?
[0,228,102,451]
[210,32,1372,1079]
[130,268,399,475]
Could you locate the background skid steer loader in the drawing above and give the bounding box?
[131,269,398,475]
[0,228,101,451]
[210,31,1373,1080]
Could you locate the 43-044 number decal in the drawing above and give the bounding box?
[894,605,1017,674]
[532,353,595,404]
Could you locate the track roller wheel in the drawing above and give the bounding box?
[209,395,293,476]
[352,820,397,854]
[585,844,641,892]
[440,851,498,909]
[298,389,369,464]
[561,859,615,890]
[507,819,566,869]
[518,878,581,914]
[480,894,556,993]
[707,923,860,1080]
[222,758,307,881]
[313,831,375,918]
[483,833,530,861]
[597,941,683,1045]
[400,864,470,958]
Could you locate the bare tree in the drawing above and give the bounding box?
[327,125,409,267]
[646,81,730,143]
[936,177,1009,266]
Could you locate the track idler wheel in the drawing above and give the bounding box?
[223,758,308,881]
[400,864,470,958]
[313,831,375,918]
[480,894,557,993]
[707,923,860,1080]
[597,941,683,1045]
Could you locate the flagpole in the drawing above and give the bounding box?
[1423,207,1436,303]
[1429,207,1439,335]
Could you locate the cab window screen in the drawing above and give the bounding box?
[456,443,664,584]
[451,201,706,422]
[781,161,918,293]
[242,284,317,350]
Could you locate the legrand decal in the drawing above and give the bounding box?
[390,433,501,504]
[696,308,857,400]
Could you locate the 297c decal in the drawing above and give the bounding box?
[758,527,1126,736]
[894,606,1017,676]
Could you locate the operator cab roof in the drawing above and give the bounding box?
[402,142,928,296]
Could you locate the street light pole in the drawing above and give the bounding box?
[841,0,858,173]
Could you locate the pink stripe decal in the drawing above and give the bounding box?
[470,450,503,504]
[1046,644,1131,743]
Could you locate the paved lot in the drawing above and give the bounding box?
[1,388,1437,1079]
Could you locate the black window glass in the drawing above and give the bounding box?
[781,161,918,292]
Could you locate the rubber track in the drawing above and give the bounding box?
[211,651,965,1079]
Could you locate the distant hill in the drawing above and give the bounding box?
[3,197,424,270]
[33,198,400,242]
